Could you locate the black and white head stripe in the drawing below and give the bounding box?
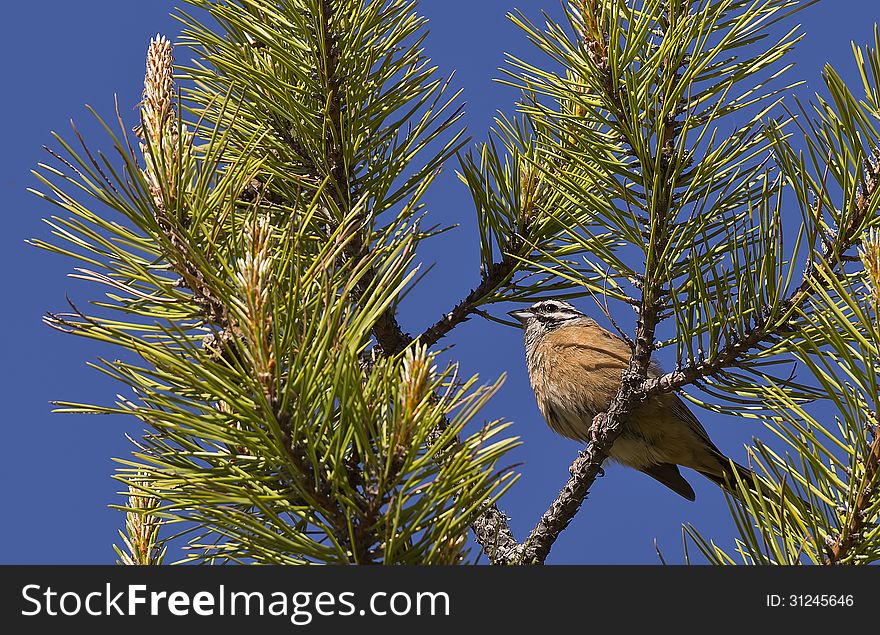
[508,299,591,331]
[527,299,585,327]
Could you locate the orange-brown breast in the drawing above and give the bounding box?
[527,323,631,441]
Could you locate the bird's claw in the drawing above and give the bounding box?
[588,413,605,446]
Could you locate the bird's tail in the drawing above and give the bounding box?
[699,458,807,512]
[698,459,759,495]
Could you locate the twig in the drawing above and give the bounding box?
[417,244,523,350]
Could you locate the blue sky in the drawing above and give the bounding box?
[1,1,878,564]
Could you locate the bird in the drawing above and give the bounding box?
[508,298,755,501]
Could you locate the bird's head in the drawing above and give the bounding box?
[507,299,595,339]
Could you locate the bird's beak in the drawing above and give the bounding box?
[507,309,532,325]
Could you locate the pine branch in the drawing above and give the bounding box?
[221,1,519,560]
[140,27,381,564]
[826,424,880,564]
[34,1,517,566]
[137,37,234,336]
[52,0,873,567]
[301,0,517,559]
[820,230,880,564]
[645,158,880,398]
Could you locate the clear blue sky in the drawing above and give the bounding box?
[1,1,877,564]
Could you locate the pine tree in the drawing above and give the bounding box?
[31,0,880,564]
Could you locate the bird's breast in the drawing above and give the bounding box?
[526,344,617,442]
[525,324,635,440]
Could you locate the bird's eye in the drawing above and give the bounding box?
[540,302,558,313]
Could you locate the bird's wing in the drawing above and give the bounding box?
[640,463,696,501]
[666,393,723,454]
